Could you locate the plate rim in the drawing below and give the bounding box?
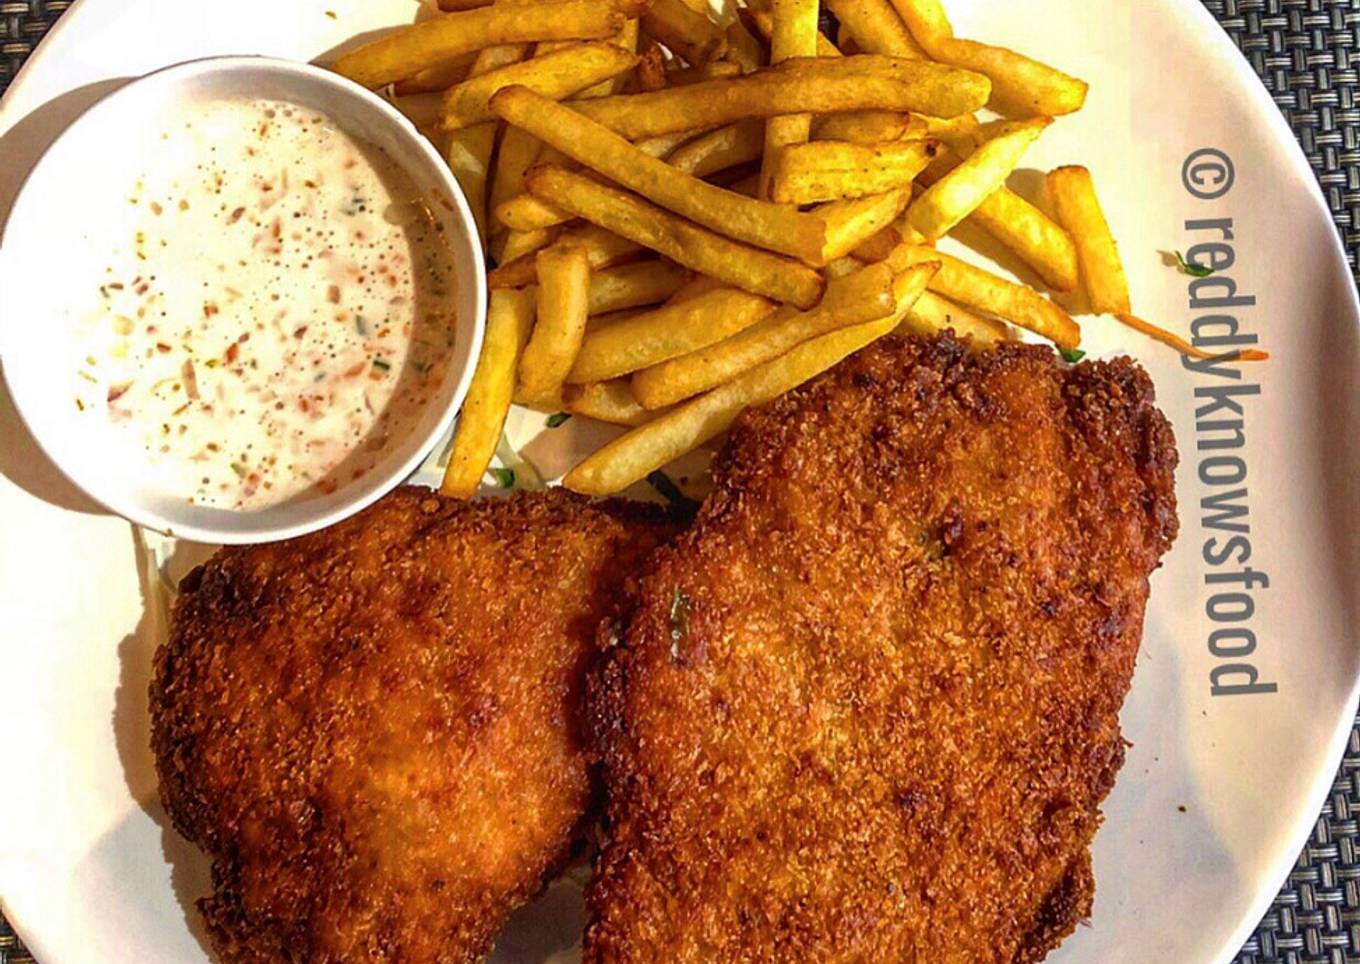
[1,1,1359,962]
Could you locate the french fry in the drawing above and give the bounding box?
[742,8,840,57]
[388,92,444,130]
[631,262,897,408]
[888,0,1086,117]
[666,120,765,177]
[490,223,642,286]
[440,42,639,128]
[851,225,902,262]
[495,88,827,262]
[641,0,728,64]
[725,18,767,72]
[588,260,691,314]
[493,128,702,231]
[906,117,1049,240]
[570,286,776,382]
[825,0,925,59]
[822,256,866,279]
[519,246,592,399]
[445,122,499,246]
[758,0,820,198]
[525,165,826,306]
[815,190,910,265]
[563,379,672,425]
[915,147,1078,292]
[1043,165,1129,313]
[488,124,543,260]
[333,0,635,88]
[578,16,641,97]
[565,310,904,494]
[500,227,558,263]
[665,274,728,303]
[440,287,536,498]
[393,52,479,94]
[903,289,1010,346]
[572,56,991,137]
[669,62,744,85]
[768,138,939,204]
[886,242,1080,347]
[812,110,918,144]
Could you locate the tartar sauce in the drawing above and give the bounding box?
[71,97,457,509]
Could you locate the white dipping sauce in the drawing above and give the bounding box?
[71,97,458,510]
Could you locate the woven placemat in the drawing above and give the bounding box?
[2,2,1359,962]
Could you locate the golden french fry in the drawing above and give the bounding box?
[813,110,916,144]
[915,147,1077,291]
[641,0,727,64]
[333,0,635,88]
[667,120,765,177]
[742,8,839,56]
[668,62,743,85]
[588,260,691,314]
[724,18,766,72]
[563,379,671,425]
[1044,165,1129,314]
[907,117,1049,240]
[445,122,498,246]
[493,87,826,262]
[519,246,593,399]
[822,256,866,280]
[886,243,1080,347]
[388,92,444,130]
[440,42,638,128]
[631,262,897,408]
[816,190,910,265]
[852,224,902,261]
[903,289,1010,346]
[489,124,543,234]
[525,165,826,306]
[889,0,1086,116]
[394,52,480,94]
[570,286,776,382]
[664,274,728,303]
[758,0,820,197]
[441,287,536,498]
[577,16,641,97]
[490,222,641,286]
[565,310,903,494]
[500,226,558,263]
[825,0,925,59]
[769,138,939,204]
[573,55,990,137]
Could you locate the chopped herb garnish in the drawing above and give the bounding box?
[230,462,247,478]
[668,585,691,662]
[1175,250,1215,278]
[341,193,369,216]
[546,412,571,428]
[647,470,700,511]
[371,358,391,373]
[490,467,516,489]
[355,314,369,336]
[1059,347,1086,364]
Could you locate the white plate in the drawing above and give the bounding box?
[1,2,1358,962]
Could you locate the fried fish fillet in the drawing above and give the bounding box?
[586,334,1179,963]
[151,487,678,964]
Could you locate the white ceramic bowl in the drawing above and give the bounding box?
[0,56,486,544]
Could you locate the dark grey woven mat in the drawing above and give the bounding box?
[2,1,1359,962]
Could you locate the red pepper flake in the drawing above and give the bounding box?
[135,283,150,295]
[150,201,163,215]
[225,343,239,364]
[316,478,338,494]
[156,342,172,353]
[203,302,219,318]
[181,360,200,400]
[107,381,132,403]
[327,285,341,304]
[228,207,246,224]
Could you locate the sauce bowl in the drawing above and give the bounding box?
[0,56,486,543]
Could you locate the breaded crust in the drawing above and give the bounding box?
[151,487,679,964]
[586,334,1178,963]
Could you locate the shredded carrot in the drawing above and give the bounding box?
[1114,313,1268,362]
